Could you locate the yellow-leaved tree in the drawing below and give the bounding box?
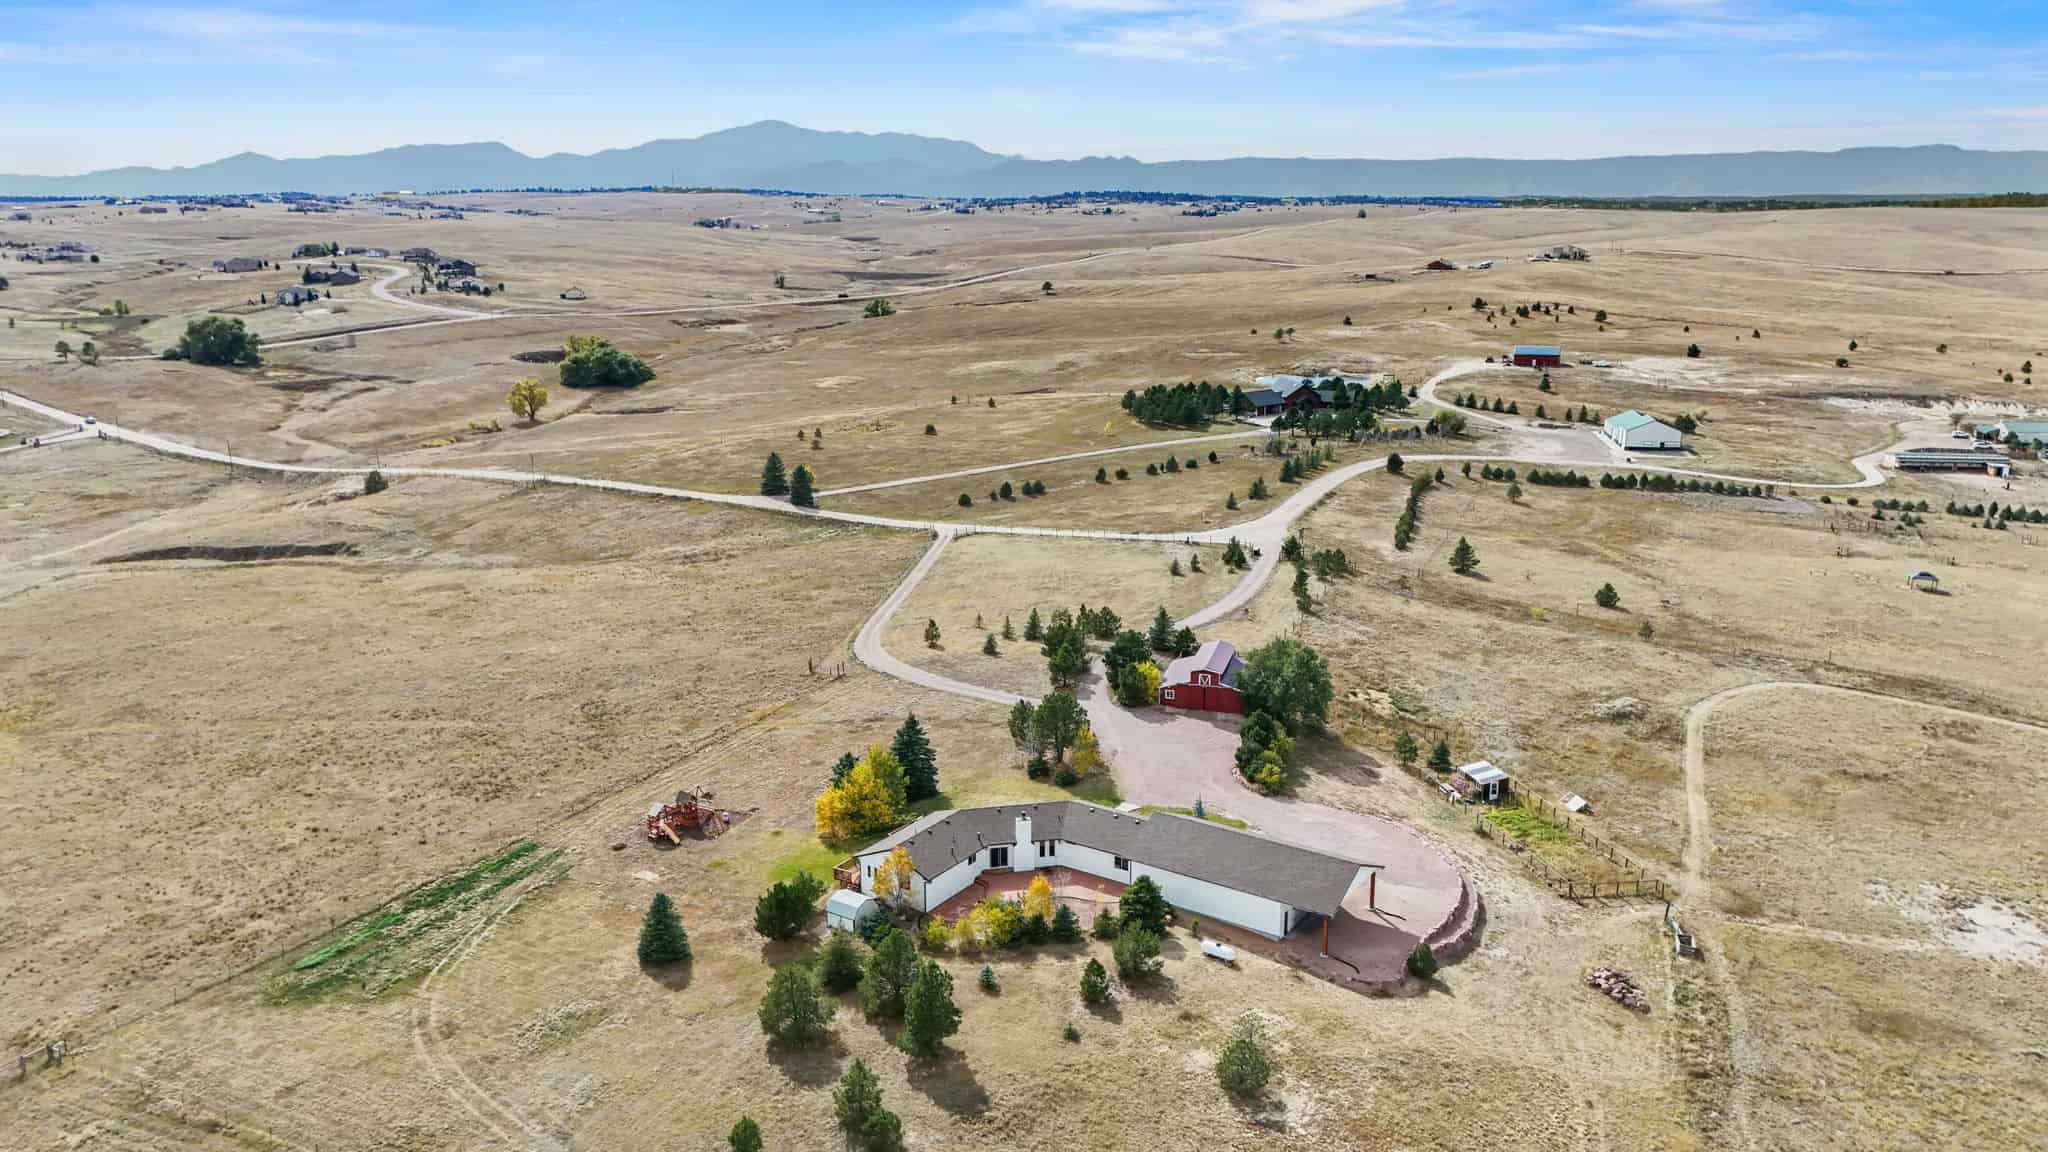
[1069,725,1103,779]
[813,746,904,841]
[1022,874,1056,922]
[1134,661,1162,704]
[507,376,549,424]
[951,912,983,953]
[875,845,916,908]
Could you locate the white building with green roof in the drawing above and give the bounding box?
[1602,409,1683,450]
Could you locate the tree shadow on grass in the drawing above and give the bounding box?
[1085,996,1123,1024]
[766,1035,848,1088]
[640,959,693,991]
[906,1051,991,1118]
[1124,972,1179,1005]
[757,936,816,968]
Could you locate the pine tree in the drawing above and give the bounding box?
[1119,875,1169,935]
[831,751,858,786]
[819,928,865,992]
[789,465,816,507]
[1595,582,1621,609]
[899,960,961,1058]
[1216,1013,1273,1097]
[1169,557,1183,576]
[1449,537,1479,575]
[1051,903,1081,942]
[834,1059,887,1144]
[759,452,789,496]
[983,633,999,656]
[892,713,939,803]
[1394,731,1418,769]
[1226,492,1239,510]
[1147,607,1174,652]
[923,619,940,648]
[1292,566,1312,613]
[1428,739,1453,773]
[638,892,690,966]
[1024,608,1043,641]
[728,1116,763,1152]
[1080,957,1110,1003]
[1387,452,1404,474]
[759,964,834,1047]
[861,927,920,1018]
[1002,614,1015,640]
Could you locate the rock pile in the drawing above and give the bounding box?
[1587,966,1649,1012]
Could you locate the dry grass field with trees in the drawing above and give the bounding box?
[3,191,2045,1150]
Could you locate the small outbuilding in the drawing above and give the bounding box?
[1451,761,1509,803]
[1161,639,1245,713]
[1602,410,1684,451]
[1908,571,1940,593]
[825,888,882,934]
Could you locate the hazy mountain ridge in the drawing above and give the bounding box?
[4,121,2044,198]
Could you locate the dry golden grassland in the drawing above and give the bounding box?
[0,457,923,1041]
[5,194,2048,1151]
[884,534,1238,698]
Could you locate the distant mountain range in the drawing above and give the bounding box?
[4,121,2045,199]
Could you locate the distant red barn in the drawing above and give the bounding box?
[1510,345,1562,367]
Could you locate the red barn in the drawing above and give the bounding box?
[1160,640,1246,713]
[1510,345,1562,368]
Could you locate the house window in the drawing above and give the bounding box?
[968,851,977,864]
[989,846,1010,869]
[1037,840,1055,857]
[1113,855,1129,871]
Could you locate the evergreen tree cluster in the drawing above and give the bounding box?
[1120,380,1235,427]
[1221,537,1252,570]
[1393,472,1433,551]
[1597,472,1767,497]
[1277,443,1335,483]
[1524,468,1593,488]
[1271,374,1410,442]
[1945,499,2041,524]
[1453,392,1521,415]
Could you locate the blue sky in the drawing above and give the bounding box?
[2,1,2044,174]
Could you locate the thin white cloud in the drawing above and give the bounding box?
[111,4,416,42]
[1451,62,1571,80]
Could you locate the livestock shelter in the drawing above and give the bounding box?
[1894,448,2011,477]
[1510,345,1563,368]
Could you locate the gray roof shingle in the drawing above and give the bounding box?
[857,801,1371,914]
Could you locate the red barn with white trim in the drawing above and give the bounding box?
[1160,640,1246,713]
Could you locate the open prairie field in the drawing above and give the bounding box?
[4,192,2047,1151]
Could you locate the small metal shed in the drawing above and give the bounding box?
[1453,760,1509,803]
[825,889,881,934]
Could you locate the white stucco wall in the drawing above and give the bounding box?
[923,856,986,911]
[1132,863,1296,939]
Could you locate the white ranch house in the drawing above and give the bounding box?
[839,801,1378,943]
[1602,410,1683,451]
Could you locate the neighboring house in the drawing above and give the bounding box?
[343,246,391,257]
[137,205,168,214]
[399,246,437,263]
[1450,761,1509,803]
[275,286,320,306]
[304,266,362,286]
[212,257,262,273]
[1602,410,1684,451]
[844,801,1377,942]
[1425,258,1457,271]
[435,258,478,278]
[1895,447,2012,477]
[1242,375,1331,418]
[1160,639,1246,714]
[1991,420,2048,449]
[1510,345,1563,368]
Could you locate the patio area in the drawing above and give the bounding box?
[929,867,1127,921]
